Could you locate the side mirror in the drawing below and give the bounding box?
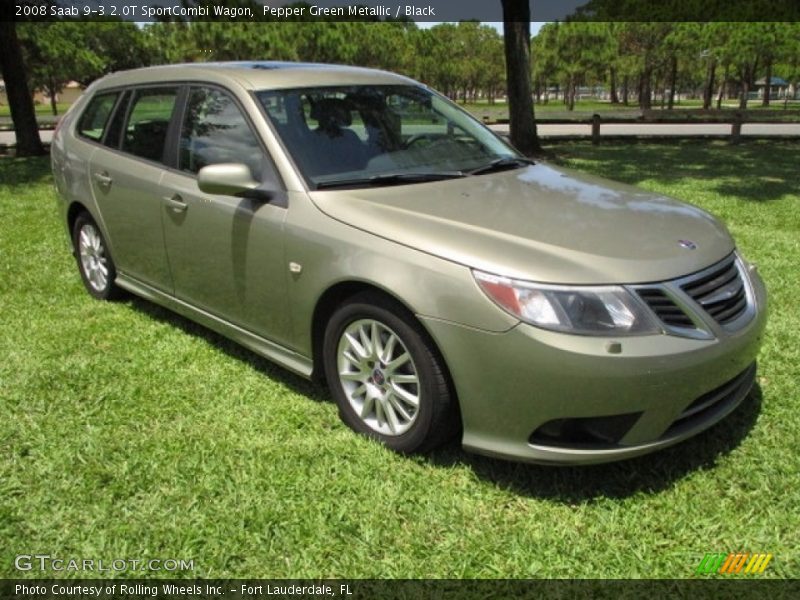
[197,163,274,200]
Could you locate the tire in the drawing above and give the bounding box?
[72,213,123,301]
[323,292,460,453]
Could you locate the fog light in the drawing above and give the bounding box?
[529,413,642,448]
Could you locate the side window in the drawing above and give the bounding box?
[121,88,178,163]
[77,93,119,141]
[102,90,130,150]
[179,87,265,180]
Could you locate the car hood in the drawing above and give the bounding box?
[308,162,735,284]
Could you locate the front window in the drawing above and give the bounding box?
[256,85,520,188]
[180,86,266,180]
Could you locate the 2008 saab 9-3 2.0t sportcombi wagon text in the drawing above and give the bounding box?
[52,62,767,464]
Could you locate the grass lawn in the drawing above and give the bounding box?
[1,141,798,579]
[0,103,71,118]
[0,104,70,131]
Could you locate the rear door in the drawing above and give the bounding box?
[88,86,180,291]
[159,85,291,344]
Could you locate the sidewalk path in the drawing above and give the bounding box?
[0,129,54,146]
[2,122,799,148]
[489,122,800,137]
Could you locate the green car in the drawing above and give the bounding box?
[51,62,767,464]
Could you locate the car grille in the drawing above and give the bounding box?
[681,256,747,325]
[634,254,751,335]
[636,288,694,328]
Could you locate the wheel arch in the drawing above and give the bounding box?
[67,201,91,240]
[309,281,459,415]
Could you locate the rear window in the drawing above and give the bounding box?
[77,93,120,141]
[120,88,178,163]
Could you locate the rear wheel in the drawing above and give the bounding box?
[323,293,459,453]
[72,213,122,301]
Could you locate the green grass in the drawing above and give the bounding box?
[1,141,798,579]
[0,102,71,118]
[0,103,70,131]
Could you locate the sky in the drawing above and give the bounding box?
[418,22,546,37]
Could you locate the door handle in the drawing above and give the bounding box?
[93,172,113,187]
[163,194,188,213]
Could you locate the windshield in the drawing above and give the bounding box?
[256,85,521,188]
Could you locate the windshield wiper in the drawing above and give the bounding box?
[468,157,535,176]
[316,171,466,189]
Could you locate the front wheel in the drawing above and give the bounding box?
[323,293,459,453]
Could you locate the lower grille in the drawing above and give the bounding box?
[529,412,642,449]
[666,363,756,435]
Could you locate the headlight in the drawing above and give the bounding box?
[473,270,660,336]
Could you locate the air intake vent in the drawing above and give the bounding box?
[681,257,747,325]
[637,288,695,328]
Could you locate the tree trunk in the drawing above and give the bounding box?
[667,56,678,110]
[0,18,45,156]
[500,0,541,155]
[637,75,643,107]
[739,66,750,110]
[609,67,619,103]
[49,76,59,116]
[639,69,652,110]
[622,75,629,105]
[762,60,772,107]
[703,58,716,110]
[716,66,728,109]
[567,75,575,111]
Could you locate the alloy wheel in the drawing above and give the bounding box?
[78,223,109,293]
[336,318,421,436]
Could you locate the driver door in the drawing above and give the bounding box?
[159,86,291,345]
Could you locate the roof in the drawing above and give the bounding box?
[755,76,788,86]
[92,61,415,92]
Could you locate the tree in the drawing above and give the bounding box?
[81,21,152,76]
[553,22,611,111]
[531,22,559,104]
[775,23,800,108]
[19,22,104,115]
[0,3,44,156]
[660,23,703,110]
[500,0,540,155]
[479,27,506,104]
[698,23,728,109]
[755,23,792,107]
[616,23,673,110]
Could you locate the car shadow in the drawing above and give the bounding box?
[126,295,330,403]
[127,294,763,502]
[425,385,763,502]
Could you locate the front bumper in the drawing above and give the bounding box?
[421,267,767,465]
